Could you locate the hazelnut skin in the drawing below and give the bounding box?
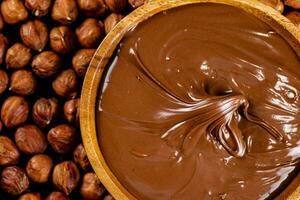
[20,20,48,51]
[1,96,29,128]
[6,43,32,69]
[1,0,28,24]
[64,98,80,124]
[51,0,78,24]
[0,33,8,65]
[284,0,300,9]
[104,195,115,200]
[48,124,79,154]
[15,124,48,155]
[25,0,52,17]
[76,18,105,48]
[0,136,20,166]
[0,166,30,196]
[72,49,96,77]
[26,154,53,183]
[77,0,107,17]
[259,0,284,13]
[0,70,9,94]
[52,161,80,195]
[52,69,78,99]
[73,143,91,171]
[104,13,123,34]
[18,192,42,200]
[286,11,300,29]
[10,70,37,96]
[104,0,127,13]
[50,26,76,54]
[80,172,105,200]
[33,98,59,128]
[128,0,147,8]
[46,191,70,200]
[0,13,4,31]
[32,51,62,78]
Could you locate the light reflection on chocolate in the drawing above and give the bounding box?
[97,3,300,200]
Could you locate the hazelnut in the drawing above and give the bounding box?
[10,70,37,96]
[0,166,30,196]
[1,96,29,128]
[0,70,9,94]
[77,0,107,17]
[53,161,80,195]
[52,69,78,99]
[0,121,2,132]
[64,99,80,124]
[25,0,52,17]
[26,154,53,183]
[32,51,62,78]
[80,172,105,200]
[76,18,105,48]
[104,13,123,34]
[48,124,79,154]
[46,191,70,200]
[1,0,28,24]
[0,13,4,32]
[73,143,91,171]
[5,43,32,69]
[18,192,42,200]
[103,195,115,200]
[286,11,300,29]
[52,0,78,24]
[284,0,300,9]
[15,124,48,155]
[50,26,76,54]
[72,49,95,77]
[128,0,146,8]
[104,0,127,13]
[20,20,48,51]
[0,136,20,166]
[259,0,284,13]
[0,33,8,65]
[33,98,58,128]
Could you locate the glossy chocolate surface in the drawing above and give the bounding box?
[97,4,300,200]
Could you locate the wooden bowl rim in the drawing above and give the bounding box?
[80,0,300,199]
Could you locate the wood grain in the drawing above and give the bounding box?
[80,0,300,199]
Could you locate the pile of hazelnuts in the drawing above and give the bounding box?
[0,0,146,199]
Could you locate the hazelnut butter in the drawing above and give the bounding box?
[96,3,300,200]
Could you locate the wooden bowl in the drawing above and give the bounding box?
[80,0,300,199]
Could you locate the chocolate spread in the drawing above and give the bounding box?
[97,3,300,200]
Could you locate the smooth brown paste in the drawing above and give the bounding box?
[97,3,300,200]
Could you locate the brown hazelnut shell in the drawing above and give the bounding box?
[5,43,32,69]
[10,70,37,96]
[0,0,28,24]
[72,49,96,77]
[50,26,76,54]
[46,191,70,200]
[73,143,91,171]
[104,0,127,13]
[18,192,42,200]
[32,51,62,78]
[0,70,9,95]
[77,0,108,17]
[0,33,8,65]
[25,0,52,17]
[80,172,105,200]
[104,13,123,34]
[0,136,20,166]
[52,69,78,99]
[26,154,53,183]
[51,0,78,24]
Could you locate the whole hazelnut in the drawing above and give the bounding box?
[259,0,284,13]
[284,0,300,9]
[33,98,58,128]
[52,69,78,99]
[73,143,91,171]
[76,18,105,48]
[104,195,115,200]
[0,70,9,94]
[6,43,32,69]
[0,13,4,32]
[25,0,52,17]
[32,51,62,78]
[50,26,76,54]
[77,0,108,17]
[48,124,79,154]
[104,0,127,13]
[52,0,78,24]
[1,0,28,24]
[18,192,42,200]
[128,0,147,8]
[15,124,48,155]
[286,11,300,29]
[104,13,123,34]
[0,136,20,166]
[64,99,80,124]
[46,191,70,200]
[26,154,53,183]
[0,166,30,196]
[10,70,37,96]
[1,96,29,128]
[0,33,8,65]
[80,172,105,200]
[72,49,95,77]
[20,20,48,51]
[53,161,80,195]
